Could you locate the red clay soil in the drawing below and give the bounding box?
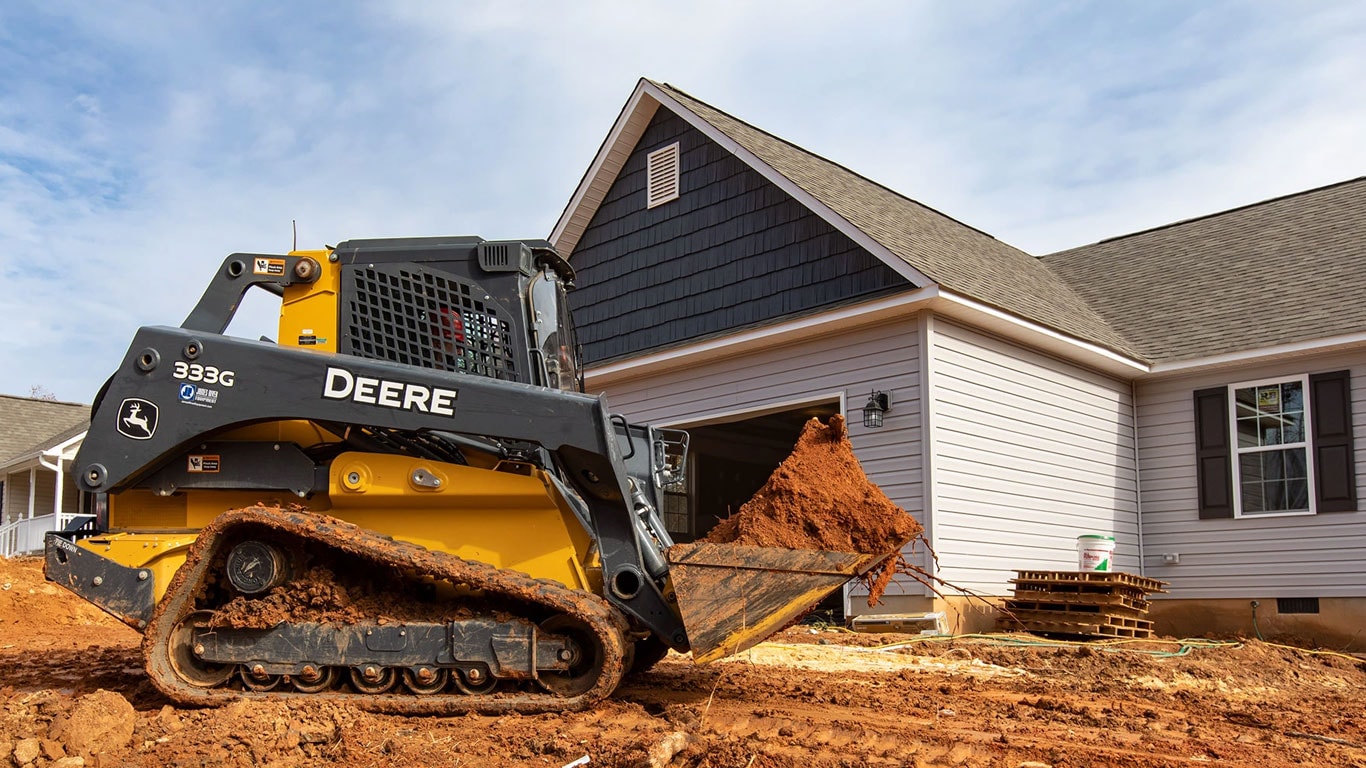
[4,556,1366,767]
[702,415,922,602]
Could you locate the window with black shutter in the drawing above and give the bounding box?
[1194,370,1356,519]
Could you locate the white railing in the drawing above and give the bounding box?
[0,514,95,558]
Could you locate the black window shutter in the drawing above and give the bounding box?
[1194,387,1234,519]
[1309,370,1357,513]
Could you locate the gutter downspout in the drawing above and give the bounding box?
[1131,379,1145,576]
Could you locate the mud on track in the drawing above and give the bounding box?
[4,556,1366,767]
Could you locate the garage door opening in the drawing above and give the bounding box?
[663,400,841,544]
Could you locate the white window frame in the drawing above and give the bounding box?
[646,142,680,209]
[1228,373,1316,518]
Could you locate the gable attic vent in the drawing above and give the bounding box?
[646,142,680,209]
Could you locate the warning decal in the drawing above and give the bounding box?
[253,257,286,276]
[187,455,221,473]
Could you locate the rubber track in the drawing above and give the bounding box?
[142,506,629,714]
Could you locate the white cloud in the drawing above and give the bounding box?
[1,1,1364,400]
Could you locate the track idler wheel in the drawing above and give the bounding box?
[167,611,234,688]
[537,615,605,698]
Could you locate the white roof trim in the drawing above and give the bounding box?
[1147,330,1366,377]
[550,82,660,255]
[41,430,86,465]
[582,284,1153,388]
[550,79,934,288]
[932,291,1149,376]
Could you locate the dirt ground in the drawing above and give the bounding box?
[3,556,1365,768]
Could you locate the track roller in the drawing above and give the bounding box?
[349,665,397,694]
[403,666,448,695]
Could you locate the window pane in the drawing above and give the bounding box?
[1282,412,1305,443]
[1242,480,1265,512]
[1257,416,1282,446]
[1233,379,1312,516]
[1286,478,1310,510]
[1239,448,1310,515]
[1285,448,1307,480]
[1264,450,1284,479]
[1282,382,1304,412]
[1263,480,1286,511]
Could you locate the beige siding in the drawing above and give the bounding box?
[590,316,926,596]
[930,318,1139,594]
[32,468,57,518]
[2,472,28,524]
[1138,351,1366,598]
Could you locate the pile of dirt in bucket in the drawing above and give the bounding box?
[701,415,922,603]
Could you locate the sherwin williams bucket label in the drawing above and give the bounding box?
[1077,535,1116,571]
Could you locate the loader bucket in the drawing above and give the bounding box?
[667,542,883,663]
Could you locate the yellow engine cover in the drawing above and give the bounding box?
[89,451,599,605]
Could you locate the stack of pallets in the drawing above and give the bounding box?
[999,570,1168,639]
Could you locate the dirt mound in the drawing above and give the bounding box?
[703,415,921,602]
[2,558,1365,767]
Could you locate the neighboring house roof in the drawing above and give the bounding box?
[1044,177,1366,364]
[0,395,89,466]
[0,421,89,473]
[552,79,1139,361]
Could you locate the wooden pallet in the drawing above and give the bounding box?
[1001,570,1165,640]
[997,615,1154,639]
[1011,570,1168,594]
[1008,589,1151,613]
[1004,608,1153,631]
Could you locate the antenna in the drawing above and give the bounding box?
[292,219,297,251]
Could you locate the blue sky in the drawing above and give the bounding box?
[2,1,1364,401]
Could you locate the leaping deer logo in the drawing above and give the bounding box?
[116,398,158,440]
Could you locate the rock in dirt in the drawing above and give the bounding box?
[49,690,135,757]
[11,738,39,766]
[702,415,922,602]
[642,731,696,767]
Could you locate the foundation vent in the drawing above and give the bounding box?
[1276,597,1320,614]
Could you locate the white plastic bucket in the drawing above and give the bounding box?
[1076,535,1116,571]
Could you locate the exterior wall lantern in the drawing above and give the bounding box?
[862,390,891,429]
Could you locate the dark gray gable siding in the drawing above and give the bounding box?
[568,108,910,364]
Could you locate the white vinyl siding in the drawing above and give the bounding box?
[1137,351,1366,598]
[589,316,926,594]
[929,318,1139,594]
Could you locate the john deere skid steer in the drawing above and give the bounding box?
[45,236,894,713]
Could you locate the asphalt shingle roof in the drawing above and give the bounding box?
[1043,177,1366,364]
[0,395,88,465]
[656,82,1139,359]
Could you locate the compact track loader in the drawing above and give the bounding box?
[46,236,895,713]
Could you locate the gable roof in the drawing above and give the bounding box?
[553,79,1140,362]
[0,395,89,465]
[1044,177,1366,364]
